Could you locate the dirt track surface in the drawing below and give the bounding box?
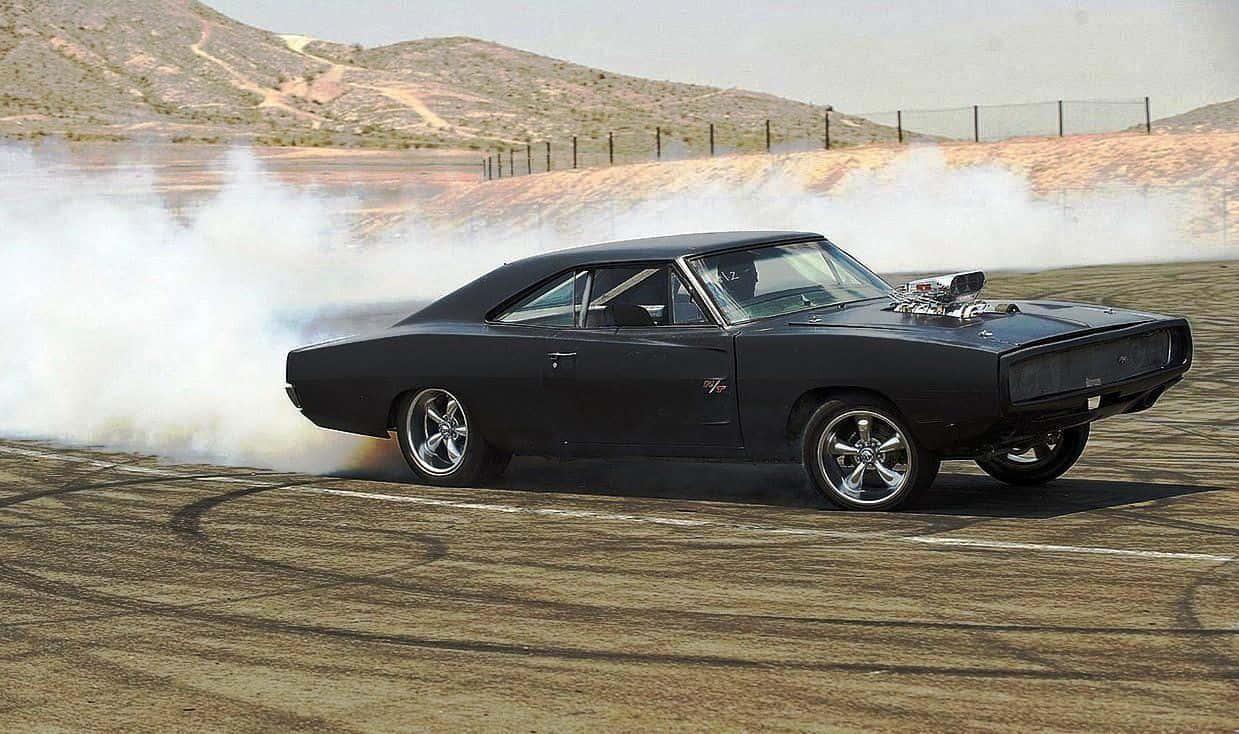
[1,263,1237,732]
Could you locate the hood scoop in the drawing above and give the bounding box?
[889,271,1018,320]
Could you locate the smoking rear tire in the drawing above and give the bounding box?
[802,398,940,511]
[395,388,498,487]
[975,424,1090,486]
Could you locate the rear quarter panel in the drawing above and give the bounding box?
[287,322,554,450]
[287,328,429,437]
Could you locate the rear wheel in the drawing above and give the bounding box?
[975,425,1090,485]
[802,398,940,511]
[395,388,498,486]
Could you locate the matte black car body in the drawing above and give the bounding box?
[287,231,1191,466]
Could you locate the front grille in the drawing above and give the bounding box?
[1009,328,1173,403]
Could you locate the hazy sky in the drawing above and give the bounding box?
[204,0,1238,117]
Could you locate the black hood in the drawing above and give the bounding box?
[776,299,1164,353]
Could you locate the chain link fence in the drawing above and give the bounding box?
[480,97,1154,180]
[853,98,1150,142]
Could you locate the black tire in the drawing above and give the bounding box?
[920,458,941,493]
[975,424,1090,486]
[481,449,513,481]
[802,397,940,511]
[395,388,498,487]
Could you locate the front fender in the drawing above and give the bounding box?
[735,330,1000,459]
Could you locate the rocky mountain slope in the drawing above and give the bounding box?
[1150,97,1239,133]
[0,0,900,154]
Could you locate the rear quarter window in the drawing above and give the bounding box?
[494,271,587,327]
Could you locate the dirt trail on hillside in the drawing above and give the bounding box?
[278,34,457,133]
[191,21,323,126]
[352,84,452,130]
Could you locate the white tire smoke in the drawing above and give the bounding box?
[0,145,1223,474]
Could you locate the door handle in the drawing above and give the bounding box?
[547,352,576,370]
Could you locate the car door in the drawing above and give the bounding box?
[555,264,742,455]
[479,269,588,454]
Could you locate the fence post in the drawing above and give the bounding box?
[495,153,501,179]
[765,119,771,152]
[508,149,514,177]
[656,126,661,160]
[709,123,715,157]
[973,105,980,142]
[545,141,551,171]
[897,110,903,143]
[1145,96,1151,134]
[824,110,830,150]
[572,136,577,169]
[1058,100,1064,137]
[481,158,486,180]
[608,131,614,165]
[526,144,531,174]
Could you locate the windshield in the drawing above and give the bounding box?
[689,240,890,324]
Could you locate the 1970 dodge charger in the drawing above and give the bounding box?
[286,231,1192,510]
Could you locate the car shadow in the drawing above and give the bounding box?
[333,446,1219,519]
[496,458,1218,518]
[497,457,823,509]
[914,471,1219,518]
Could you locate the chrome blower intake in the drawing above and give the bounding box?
[889,271,1018,320]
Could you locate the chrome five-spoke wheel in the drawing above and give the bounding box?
[803,398,938,511]
[395,387,509,486]
[818,410,913,505]
[406,388,470,476]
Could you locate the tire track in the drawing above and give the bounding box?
[2,466,1234,689]
[1177,561,1239,688]
[2,561,1234,682]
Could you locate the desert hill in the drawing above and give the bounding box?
[0,0,900,154]
[1150,97,1239,133]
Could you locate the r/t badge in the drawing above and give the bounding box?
[702,377,728,395]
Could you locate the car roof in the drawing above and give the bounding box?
[520,230,823,267]
[399,230,823,325]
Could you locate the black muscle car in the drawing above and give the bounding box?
[286,231,1191,510]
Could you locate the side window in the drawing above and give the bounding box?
[671,272,709,325]
[494,271,587,327]
[585,266,670,327]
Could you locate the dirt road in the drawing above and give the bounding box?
[0,263,1235,732]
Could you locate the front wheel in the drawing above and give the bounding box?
[975,425,1090,485]
[802,399,940,511]
[395,388,499,486]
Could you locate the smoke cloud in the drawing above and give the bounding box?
[0,145,1223,475]
[538,147,1219,273]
